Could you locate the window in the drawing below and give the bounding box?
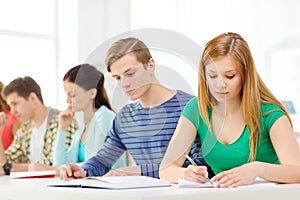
[0,0,78,109]
[0,0,56,106]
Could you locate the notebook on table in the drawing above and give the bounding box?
[48,176,172,190]
[10,170,56,179]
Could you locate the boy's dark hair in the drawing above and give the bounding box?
[2,76,44,104]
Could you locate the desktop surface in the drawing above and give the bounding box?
[1,176,300,200]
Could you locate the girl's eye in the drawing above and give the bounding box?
[226,75,235,79]
[208,75,217,78]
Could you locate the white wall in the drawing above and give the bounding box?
[2,0,300,114]
[78,0,131,62]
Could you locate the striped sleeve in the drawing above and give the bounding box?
[82,119,127,176]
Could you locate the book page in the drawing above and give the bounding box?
[178,179,214,188]
[48,176,172,189]
[178,177,277,188]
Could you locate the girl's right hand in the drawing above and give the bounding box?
[0,112,8,131]
[58,108,74,131]
[183,165,209,183]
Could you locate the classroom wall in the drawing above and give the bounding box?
[77,0,300,112]
[1,0,300,113]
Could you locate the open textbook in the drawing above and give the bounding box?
[48,176,172,190]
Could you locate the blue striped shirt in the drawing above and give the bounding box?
[82,90,207,178]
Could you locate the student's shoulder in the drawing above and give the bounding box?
[114,102,141,121]
[95,105,116,119]
[15,120,33,136]
[175,90,195,102]
[182,96,199,112]
[261,103,284,114]
[118,101,140,113]
[48,107,60,118]
[176,90,194,98]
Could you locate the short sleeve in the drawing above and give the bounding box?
[182,97,200,129]
[260,104,285,135]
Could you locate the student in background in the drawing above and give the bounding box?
[0,76,77,175]
[159,32,300,187]
[29,64,126,174]
[0,82,21,150]
[53,64,126,168]
[60,37,211,180]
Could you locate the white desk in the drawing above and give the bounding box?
[1,176,300,200]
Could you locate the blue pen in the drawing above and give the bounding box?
[82,167,89,172]
[70,167,89,177]
[183,152,213,185]
[73,167,89,173]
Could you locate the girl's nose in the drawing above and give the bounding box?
[217,77,226,88]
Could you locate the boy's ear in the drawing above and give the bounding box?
[28,92,38,103]
[147,58,155,73]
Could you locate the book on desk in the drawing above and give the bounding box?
[48,176,172,190]
[10,170,56,179]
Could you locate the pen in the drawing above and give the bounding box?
[72,167,89,172]
[81,167,89,171]
[183,152,213,185]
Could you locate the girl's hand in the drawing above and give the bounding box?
[183,165,209,183]
[0,112,8,131]
[211,162,258,188]
[58,108,74,131]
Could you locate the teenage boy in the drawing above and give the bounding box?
[61,38,211,179]
[0,76,77,175]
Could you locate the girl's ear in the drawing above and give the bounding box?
[89,88,97,99]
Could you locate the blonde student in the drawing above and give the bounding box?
[160,32,300,187]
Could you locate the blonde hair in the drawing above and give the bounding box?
[198,32,291,161]
[105,37,152,72]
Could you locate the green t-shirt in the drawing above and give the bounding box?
[182,97,284,175]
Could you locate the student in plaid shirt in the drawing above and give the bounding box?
[0,76,77,174]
